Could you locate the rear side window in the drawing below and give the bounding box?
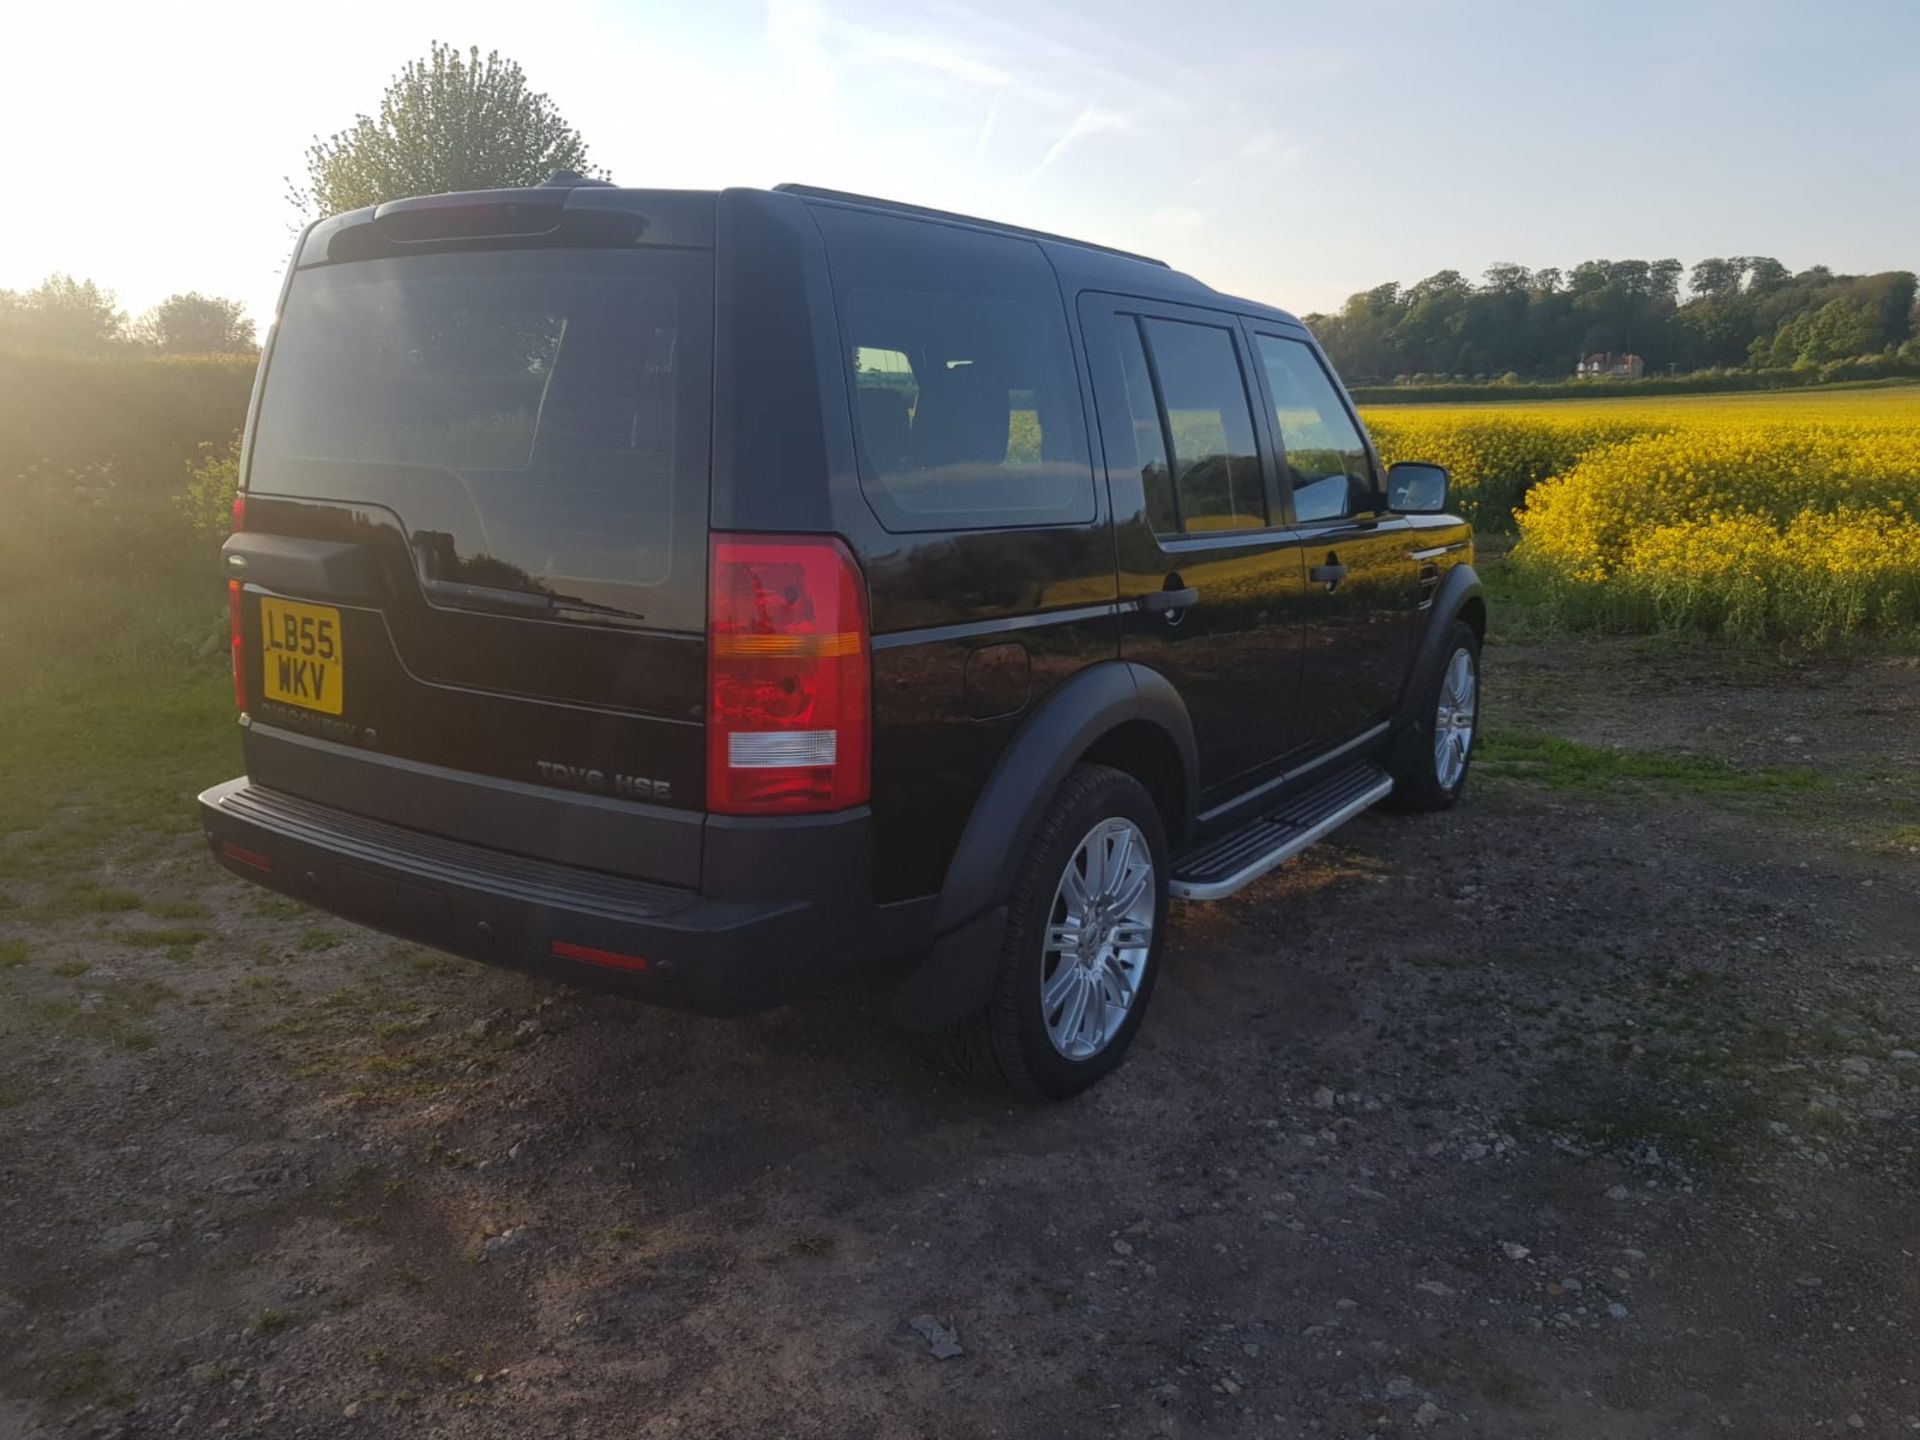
[1254,334,1376,523]
[1139,318,1267,532]
[814,205,1095,532]
[250,248,711,630]
[1112,318,1179,536]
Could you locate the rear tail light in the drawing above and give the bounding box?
[707,534,870,815]
[228,578,246,712]
[228,494,247,713]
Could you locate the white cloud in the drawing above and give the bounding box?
[1235,131,1307,169]
[976,88,1006,156]
[1152,206,1212,229]
[1028,102,1132,178]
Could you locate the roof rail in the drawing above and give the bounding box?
[773,183,1169,268]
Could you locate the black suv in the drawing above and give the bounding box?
[201,180,1482,1099]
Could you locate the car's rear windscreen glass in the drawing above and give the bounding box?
[250,248,712,629]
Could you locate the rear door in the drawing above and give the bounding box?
[808,203,1119,903]
[238,240,714,857]
[1243,326,1418,754]
[1080,295,1311,803]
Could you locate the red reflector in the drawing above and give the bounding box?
[228,578,247,713]
[707,534,871,816]
[220,840,272,872]
[551,940,649,973]
[231,492,246,533]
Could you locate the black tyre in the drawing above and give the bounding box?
[955,764,1169,1102]
[1391,619,1481,812]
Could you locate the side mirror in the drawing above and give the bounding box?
[1387,462,1449,514]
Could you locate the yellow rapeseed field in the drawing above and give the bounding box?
[1362,386,1920,642]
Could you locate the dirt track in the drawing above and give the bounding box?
[3,634,1918,1439]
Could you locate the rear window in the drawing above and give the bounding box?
[250,248,711,630]
[814,205,1095,532]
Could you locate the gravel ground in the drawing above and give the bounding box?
[2,634,1917,1439]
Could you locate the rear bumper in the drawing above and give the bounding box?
[197,777,900,1014]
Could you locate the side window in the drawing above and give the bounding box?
[852,346,917,470]
[815,206,1095,531]
[1254,334,1375,523]
[1139,318,1267,532]
[1111,317,1179,536]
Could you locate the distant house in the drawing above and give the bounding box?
[1575,351,1645,380]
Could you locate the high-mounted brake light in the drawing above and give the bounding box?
[707,535,871,815]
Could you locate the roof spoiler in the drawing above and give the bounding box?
[295,187,715,266]
[539,170,617,189]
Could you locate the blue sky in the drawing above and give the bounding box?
[4,0,1916,329]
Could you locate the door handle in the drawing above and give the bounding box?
[1310,561,1349,592]
[1140,586,1200,613]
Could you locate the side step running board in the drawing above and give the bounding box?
[1169,762,1394,901]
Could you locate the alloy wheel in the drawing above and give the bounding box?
[1039,817,1156,1061]
[1433,646,1478,790]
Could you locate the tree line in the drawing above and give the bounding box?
[2,44,598,362]
[1305,259,1920,385]
[0,277,255,356]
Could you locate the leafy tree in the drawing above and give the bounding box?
[290,43,604,218]
[137,292,256,354]
[0,274,126,352]
[1756,298,1881,368]
[1688,257,1745,303]
[1309,252,1916,385]
[1742,256,1791,293]
[178,434,243,537]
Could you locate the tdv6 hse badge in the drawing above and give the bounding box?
[535,761,672,801]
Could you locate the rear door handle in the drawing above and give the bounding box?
[1140,586,1200,613]
[1309,563,1349,591]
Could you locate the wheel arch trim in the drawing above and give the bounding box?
[930,660,1197,935]
[1398,563,1484,728]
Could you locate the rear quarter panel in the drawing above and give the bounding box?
[771,196,1122,903]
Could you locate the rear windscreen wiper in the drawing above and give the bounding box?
[421,576,646,624]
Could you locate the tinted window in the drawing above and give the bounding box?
[1112,317,1179,535]
[815,206,1095,531]
[1141,318,1266,532]
[1255,334,1375,523]
[252,248,709,625]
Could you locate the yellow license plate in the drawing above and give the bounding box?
[260,598,345,715]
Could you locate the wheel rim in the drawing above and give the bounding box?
[1433,646,1477,790]
[1040,817,1156,1061]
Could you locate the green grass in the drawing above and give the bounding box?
[113,927,210,949]
[37,1346,134,1408]
[0,493,236,954]
[61,887,143,913]
[146,898,211,920]
[1868,823,1920,855]
[0,481,235,845]
[1479,728,1829,796]
[0,939,27,969]
[6,981,175,1052]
